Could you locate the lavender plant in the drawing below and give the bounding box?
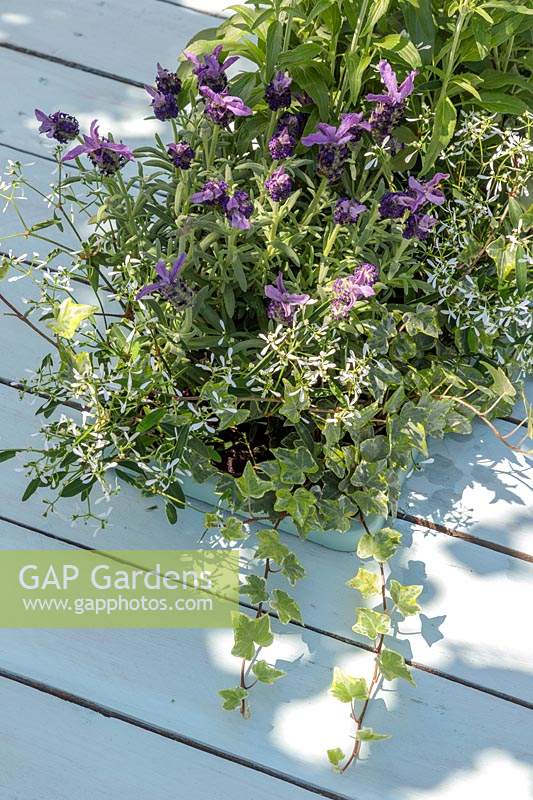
[1,0,532,766]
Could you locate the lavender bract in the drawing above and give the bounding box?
[190,180,229,208]
[333,198,367,225]
[302,120,356,181]
[35,109,79,144]
[268,128,296,161]
[136,254,193,307]
[265,72,292,111]
[338,112,371,143]
[402,173,449,212]
[277,112,307,139]
[403,212,436,240]
[225,190,253,230]
[155,63,182,95]
[367,60,417,139]
[379,191,409,219]
[201,86,252,126]
[185,45,239,93]
[331,263,379,319]
[62,120,134,175]
[167,141,195,169]
[145,86,179,121]
[265,167,293,202]
[265,273,310,324]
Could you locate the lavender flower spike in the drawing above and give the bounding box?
[265,166,293,202]
[200,86,252,126]
[338,112,371,142]
[403,213,436,240]
[366,60,418,106]
[190,180,228,207]
[402,173,449,212]
[333,198,367,225]
[265,71,292,111]
[185,45,239,93]
[225,191,253,230]
[331,263,379,319]
[265,273,310,325]
[302,121,356,182]
[155,63,182,95]
[167,141,195,170]
[62,120,134,175]
[35,109,79,144]
[136,254,193,307]
[145,85,179,121]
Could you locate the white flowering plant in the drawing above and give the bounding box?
[1,0,532,766]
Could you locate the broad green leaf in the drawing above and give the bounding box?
[357,727,390,741]
[330,667,368,703]
[475,92,529,115]
[279,43,322,66]
[136,408,167,434]
[346,567,380,598]
[236,462,274,499]
[271,446,318,484]
[404,304,440,338]
[357,528,402,562]
[252,660,285,684]
[327,747,345,768]
[389,580,422,616]
[487,236,518,283]
[48,298,97,339]
[219,686,248,711]
[265,20,283,81]
[346,52,372,104]
[271,589,302,624]
[376,33,422,68]
[279,379,310,424]
[241,575,269,605]
[204,511,221,529]
[400,0,435,63]
[378,648,416,686]
[421,96,456,176]
[231,612,274,660]
[221,516,248,541]
[280,552,306,584]
[485,364,516,399]
[352,608,390,640]
[274,486,318,530]
[0,449,20,462]
[255,529,290,564]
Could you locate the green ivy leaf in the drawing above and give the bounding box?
[280,552,306,585]
[252,660,285,684]
[352,608,390,640]
[255,529,290,564]
[389,580,422,617]
[241,575,269,605]
[346,567,380,598]
[378,648,416,686]
[279,379,310,424]
[274,487,317,530]
[271,589,302,624]
[48,298,98,339]
[330,667,368,703]
[204,511,220,529]
[219,686,248,711]
[357,528,402,562]
[357,727,390,741]
[221,516,248,541]
[236,462,274,499]
[327,747,345,768]
[404,304,441,338]
[231,612,274,660]
[271,446,318,485]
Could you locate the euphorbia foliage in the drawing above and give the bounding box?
[1,0,532,766]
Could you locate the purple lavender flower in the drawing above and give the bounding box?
[155,63,182,95]
[185,45,239,93]
[403,212,436,240]
[62,120,134,175]
[265,71,292,111]
[330,263,379,319]
[268,128,296,160]
[302,121,356,181]
[333,198,367,225]
[225,190,253,230]
[401,173,449,212]
[265,273,310,324]
[35,109,79,144]
[338,112,371,143]
[190,179,228,208]
[145,86,179,121]
[367,60,418,139]
[265,166,293,202]
[136,254,193,307]
[167,141,195,169]
[200,86,252,126]
[379,191,409,219]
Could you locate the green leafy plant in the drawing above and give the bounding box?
[1,0,532,765]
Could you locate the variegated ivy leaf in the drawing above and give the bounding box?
[329,667,368,703]
[357,527,402,562]
[274,486,317,530]
[389,579,422,617]
[279,378,310,423]
[48,298,98,339]
[219,686,248,711]
[280,552,306,585]
[204,511,220,529]
[241,575,268,605]
[270,446,318,485]
[356,727,390,741]
[231,611,274,660]
[352,608,390,640]
[327,747,345,768]
[254,529,290,564]
[346,567,380,598]
[220,516,248,542]
[251,660,285,684]
[235,462,274,499]
[271,589,302,624]
[378,648,416,686]
[0,256,10,280]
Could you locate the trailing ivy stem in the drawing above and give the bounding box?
[0,292,59,350]
[436,395,533,455]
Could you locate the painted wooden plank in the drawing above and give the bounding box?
[0,387,531,703]
[0,0,220,82]
[0,517,532,800]
[156,0,233,18]
[0,48,166,157]
[0,677,324,800]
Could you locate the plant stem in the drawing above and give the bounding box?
[0,291,59,350]
[301,176,328,226]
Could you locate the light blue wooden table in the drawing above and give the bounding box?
[0,2,532,797]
